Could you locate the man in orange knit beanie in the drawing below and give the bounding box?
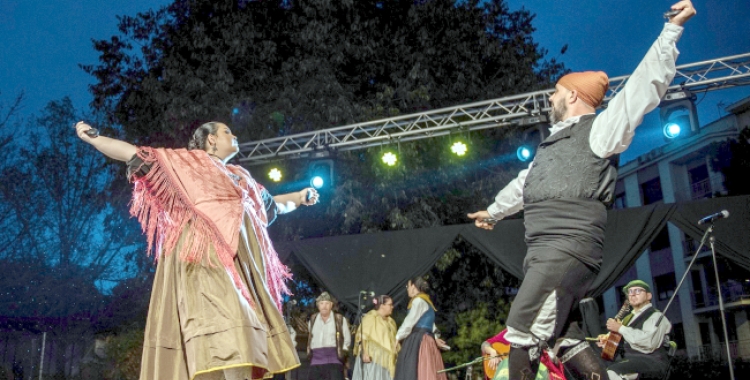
[552,71,610,120]
[468,2,696,380]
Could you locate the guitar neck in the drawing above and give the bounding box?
[614,300,630,321]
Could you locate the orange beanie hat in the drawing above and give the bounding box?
[557,71,609,108]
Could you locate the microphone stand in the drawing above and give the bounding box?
[657,223,735,380]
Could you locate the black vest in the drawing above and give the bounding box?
[523,114,619,206]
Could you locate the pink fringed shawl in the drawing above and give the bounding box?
[128,147,291,310]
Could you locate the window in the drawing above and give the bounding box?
[716,315,737,342]
[691,270,705,307]
[699,322,711,346]
[671,323,686,351]
[654,273,677,301]
[688,164,711,199]
[641,177,663,205]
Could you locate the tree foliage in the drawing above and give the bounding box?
[441,301,507,366]
[0,92,25,253]
[712,126,750,196]
[0,98,146,318]
[0,91,24,149]
[85,0,563,146]
[428,243,516,365]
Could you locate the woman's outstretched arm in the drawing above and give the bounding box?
[273,188,319,214]
[74,121,137,162]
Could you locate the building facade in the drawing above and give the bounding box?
[601,96,750,360]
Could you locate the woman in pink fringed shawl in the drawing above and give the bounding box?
[75,121,318,380]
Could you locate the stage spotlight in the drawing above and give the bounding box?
[310,176,325,189]
[382,152,398,166]
[663,122,682,139]
[659,90,699,142]
[308,159,334,189]
[268,168,283,182]
[516,146,533,162]
[451,141,468,156]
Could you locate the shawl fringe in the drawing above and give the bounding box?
[234,165,292,311]
[129,148,254,307]
[359,340,397,378]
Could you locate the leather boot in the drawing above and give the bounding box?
[508,345,540,380]
[562,344,609,380]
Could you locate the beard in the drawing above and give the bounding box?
[548,100,567,125]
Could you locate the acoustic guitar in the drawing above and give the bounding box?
[601,300,631,360]
[483,341,510,379]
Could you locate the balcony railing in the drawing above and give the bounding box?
[691,178,712,200]
[693,283,750,309]
[699,339,750,360]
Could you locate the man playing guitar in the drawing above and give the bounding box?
[597,280,672,380]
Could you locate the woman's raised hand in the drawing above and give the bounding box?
[301,188,319,206]
[72,121,137,162]
[74,121,97,142]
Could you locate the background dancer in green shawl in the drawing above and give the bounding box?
[75,120,318,380]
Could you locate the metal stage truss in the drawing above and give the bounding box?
[237,53,750,165]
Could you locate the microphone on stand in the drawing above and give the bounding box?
[697,210,730,225]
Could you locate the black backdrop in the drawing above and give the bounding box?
[276,196,750,312]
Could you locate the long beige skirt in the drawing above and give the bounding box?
[139,219,300,380]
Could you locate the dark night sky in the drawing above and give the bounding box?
[1,0,749,163]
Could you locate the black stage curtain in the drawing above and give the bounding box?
[276,196,750,312]
[669,195,750,271]
[275,225,465,312]
[588,203,676,296]
[458,218,527,280]
[459,203,676,297]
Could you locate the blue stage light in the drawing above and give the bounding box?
[311,176,324,189]
[516,146,533,162]
[663,122,682,139]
